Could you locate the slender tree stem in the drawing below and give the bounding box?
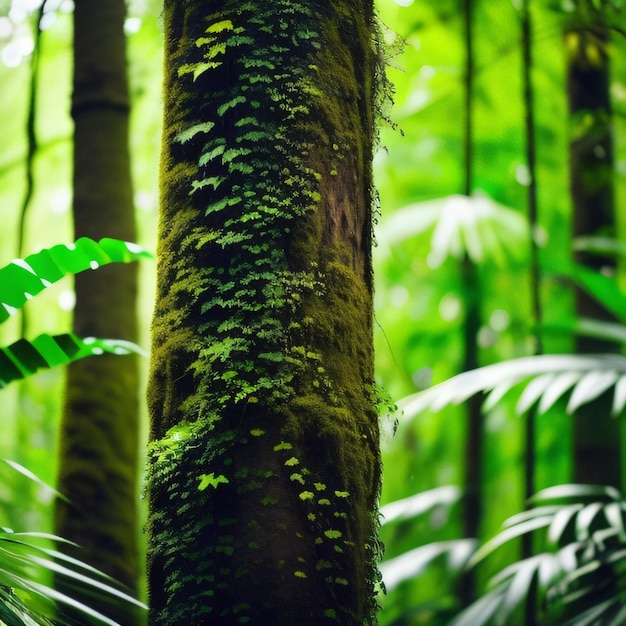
[16,4,44,337]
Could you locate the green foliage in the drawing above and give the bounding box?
[453,484,626,625]
[398,240,626,420]
[0,237,150,624]
[378,192,530,269]
[0,333,143,389]
[0,464,145,626]
[0,237,150,384]
[0,237,151,324]
[372,0,626,621]
[383,233,626,620]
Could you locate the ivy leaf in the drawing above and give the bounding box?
[324,530,343,539]
[217,96,247,117]
[206,19,233,33]
[274,442,293,451]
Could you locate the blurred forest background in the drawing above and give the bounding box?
[2,0,626,624]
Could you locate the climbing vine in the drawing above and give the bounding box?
[147,1,383,623]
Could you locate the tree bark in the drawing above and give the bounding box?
[146,1,381,624]
[55,1,141,623]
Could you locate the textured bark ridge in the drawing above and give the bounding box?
[147,1,383,624]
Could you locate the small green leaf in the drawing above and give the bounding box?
[175,122,215,144]
[274,441,293,451]
[198,473,229,491]
[199,143,225,166]
[206,19,233,33]
[191,176,225,193]
[324,530,342,539]
[217,95,247,117]
[290,473,304,484]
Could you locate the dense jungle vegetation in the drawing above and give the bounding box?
[1,0,626,624]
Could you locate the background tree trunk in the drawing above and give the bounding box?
[146,1,381,624]
[459,0,483,607]
[567,16,620,487]
[55,1,141,623]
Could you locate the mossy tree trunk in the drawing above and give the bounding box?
[566,12,620,487]
[146,1,381,624]
[55,1,141,623]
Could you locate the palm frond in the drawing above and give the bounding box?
[380,539,477,592]
[378,192,529,268]
[380,486,462,525]
[0,237,152,322]
[379,487,471,592]
[0,528,146,626]
[452,484,626,625]
[0,332,146,388]
[399,353,626,420]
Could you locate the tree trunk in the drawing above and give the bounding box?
[55,1,141,623]
[146,1,381,624]
[567,18,620,487]
[459,0,483,608]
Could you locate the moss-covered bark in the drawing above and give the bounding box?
[55,1,141,623]
[147,1,381,623]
